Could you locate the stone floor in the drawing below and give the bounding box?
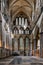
[0,56,43,65]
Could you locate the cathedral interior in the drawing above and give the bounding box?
[0,0,43,58]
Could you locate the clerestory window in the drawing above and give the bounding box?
[13,17,29,27]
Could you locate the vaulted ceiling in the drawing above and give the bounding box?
[10,0,35,7]
[9,0,35,21]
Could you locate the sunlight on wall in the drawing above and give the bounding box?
[37,40,40,49]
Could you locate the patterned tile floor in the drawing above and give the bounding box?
[0,56,43,65]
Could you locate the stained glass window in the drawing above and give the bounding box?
[19,37,24,50]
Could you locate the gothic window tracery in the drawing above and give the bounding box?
[19,27,24,34]
[25,37,29,49]
[19,37,24,51]
[13,13,30,35]
[14,27,18,34]
[13,16,29,27]
[25,27,29,34]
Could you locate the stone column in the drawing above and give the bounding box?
[27,39,30,56]
[30,43,32,56]
[33,39,37,56]
[24,39,26,56]
[12,38,14,53]
[18,39,20,51]
[40,32,43,58]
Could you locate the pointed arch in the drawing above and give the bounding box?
[25,36,30,55]
[19,36,24,51]
[25,37,29,48]
[13,27,19,34]
[12,8,31,22]
[25,27,29,34]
